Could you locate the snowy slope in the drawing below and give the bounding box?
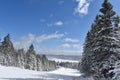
[0,65,46,79]
[48,67,81,76]
[0,65,94,80]
[0,65,81,80]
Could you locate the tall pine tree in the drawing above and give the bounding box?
[80,0,119,79]
[26,44,37,70]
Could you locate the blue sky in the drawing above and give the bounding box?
[0,0,120,55]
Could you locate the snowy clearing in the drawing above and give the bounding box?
[0,65,83,80]
[0,66,80,80]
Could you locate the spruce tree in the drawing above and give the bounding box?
[17,49,26,68]
[80,15,104,76]
[80,0,118,79]
[91,0,117,79]
[110,16,120,80]
[80,31,92,75]
[26,44,37,70]
[113,16,120,54]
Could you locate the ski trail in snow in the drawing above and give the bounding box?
[0,65,83,80]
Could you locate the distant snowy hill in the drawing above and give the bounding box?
[47,55,81,63]
[48,58,79,63]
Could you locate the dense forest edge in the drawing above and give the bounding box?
[0,34,57,71]
[0,34,79,72]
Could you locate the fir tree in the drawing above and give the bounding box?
[26,44,37,70]
[91,0,117,79]
[80,31,94,75]
[17,48,26,68]
[80,15,104,76]
[80,0,118,79]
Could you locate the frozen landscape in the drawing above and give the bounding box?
[0,0,120,80]
[0,55,94,80]
[0,65,81,80]
[0,58,93,80]
[47,55,80,63]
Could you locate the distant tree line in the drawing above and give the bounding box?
[0,34,57,71]
[79,0,120,79]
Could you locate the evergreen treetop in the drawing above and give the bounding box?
[27,44,36,55]
[100,0,116,18]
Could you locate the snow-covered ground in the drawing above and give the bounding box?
[0,65,93,80]
[0,56,93,80]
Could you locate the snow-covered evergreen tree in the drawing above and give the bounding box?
[113,16,120,54]
[80,31,94,75]
[112,61,120,80]
[36,54,43,71]
[80,0,120,79]
[25,44,37,70]
[0,34,17,66]
[41,54,50,71]
[92,0,117,79]
[109,16,120,80]
[0,34,57,71]
[17,49,26,68]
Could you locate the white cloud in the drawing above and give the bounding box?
[54,21,63,26]
[75,0,91,15]
[60,43,81,49]
[47,23,53,27]
[43,49,82,55]
[13,33,82,55]
[14,33,64,50]
[73,44,81,49]
[60,43,71,49]
[36,33,64,43]
[47,21,63,27]
[64,38,79,43]
[65,19,79,25]
[14,33,35,50]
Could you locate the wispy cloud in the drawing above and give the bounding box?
[60,43,71,49]
[47,21,63,27]
[36,33,64,43]
[58,43,82,55]
[72,44,81,49]
[64,38,79,43]
[75,0,92,15]
[60,43,81,49]
[54,21,63,26]
[47,23,53,27]
[65,19,79,25]
[42,49,82,55]
[13,33,83,55]
[14,33,35,50]
[14,32,64,50]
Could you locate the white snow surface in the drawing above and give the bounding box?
[48,67,81,76]
[0,66,80,80]
[0,65,94,80]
